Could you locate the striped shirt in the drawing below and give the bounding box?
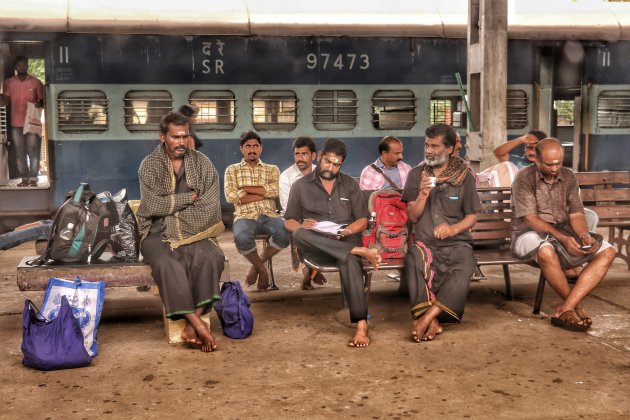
[224,159,280,221]
[359,158,412,191]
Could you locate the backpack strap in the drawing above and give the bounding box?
[26,199,68,267]
[370,163,400,190]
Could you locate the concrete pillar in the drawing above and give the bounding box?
[466,0,508,170]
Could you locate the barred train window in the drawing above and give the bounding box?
[252,90,297,131]
[57,90,108,133]
[0,105,7,137]
[124,90,172,132]
[430,91,465,128]
[507,90,528,129]
[372,90,416,130]
[313,90,357,131]
[597,91,630,128]
[189,90,236,131]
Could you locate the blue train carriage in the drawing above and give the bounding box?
[45,34,471,210]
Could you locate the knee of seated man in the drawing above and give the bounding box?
[596,246,616,263]
[537,243,560,264]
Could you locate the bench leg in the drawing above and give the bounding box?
[533,272,545,315]
[502,264,513,300]
[260,238,279,290]
[363,271,372,303]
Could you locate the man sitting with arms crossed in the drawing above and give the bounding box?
[511,138,616,331]
[225,130,290,291]
[284,138,381,348]
[137,112,225,352]
[359,135,412,191]
[401,123,481,342]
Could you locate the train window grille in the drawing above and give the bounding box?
[124,90,173,132]
[312,90,357,131]
[0,106,7,139]
[189,90,236,131]
[57,90,109,133]
[252,90,297,131]
[506,90,528,129]
[597,91,630,128]
[372,90,416,130]
[430,91,465,128]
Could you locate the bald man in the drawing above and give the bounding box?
[510,138,616,332]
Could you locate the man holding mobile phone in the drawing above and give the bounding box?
[511,138,616,333]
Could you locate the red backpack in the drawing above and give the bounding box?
[362,190,409,259]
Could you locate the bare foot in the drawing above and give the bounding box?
[194,321,217,353]
[257,268,270,292]
[352,247,382,270]
[181,322,201,347]
[422,318,443,341]
[245,265,258,286]
[313,271,327,285]
[411,316,431,343]
[301,267,315,290]
[348,320,370,348]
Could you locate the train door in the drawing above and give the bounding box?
[0,40,51,231]
[537,41,586,170]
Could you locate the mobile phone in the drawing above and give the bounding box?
[580,245,592,251]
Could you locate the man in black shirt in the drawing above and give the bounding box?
[284,138,381,348]
[401,124,481,342]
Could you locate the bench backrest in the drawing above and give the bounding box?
[576,171,630,226]
[471,187,513,249]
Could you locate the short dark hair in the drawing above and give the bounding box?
[159,112,189,134]
[14,56,28,66]
[178,104,198,119]
[529,130,548,141]
[425,123,456,150]
[378,136,402,154]
[321,138,347,162]
[292,136,316,153]
[240,130,262,146]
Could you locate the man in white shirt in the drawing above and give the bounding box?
[279,136,317,211]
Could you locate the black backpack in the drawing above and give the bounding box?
[31,183,119,265]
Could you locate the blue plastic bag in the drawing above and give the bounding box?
[41,277,105,356]
[215,281,254,339]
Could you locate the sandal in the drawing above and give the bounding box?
[551,310,589,332]
[573,307,593,327]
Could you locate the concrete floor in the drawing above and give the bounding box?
[0,230,629,419]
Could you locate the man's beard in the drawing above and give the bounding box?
[425,152,448,167]
[316,166,338,181]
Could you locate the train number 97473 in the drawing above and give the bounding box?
[305,53,370,70]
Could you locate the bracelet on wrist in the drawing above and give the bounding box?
[580,233,591,240]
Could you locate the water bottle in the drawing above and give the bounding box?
[368,211,376,230]
[59,222,75,240]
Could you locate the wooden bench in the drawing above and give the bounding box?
[17,253,230,344]
[471,187,546,312]
[576,171,630,270]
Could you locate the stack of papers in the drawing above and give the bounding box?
[312,221,346,237]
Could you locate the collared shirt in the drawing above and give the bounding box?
[401,166,481,247]
[279,163,316,211]
[510,153,533,170]
[2,75,44,127]
[511,165,584,238]
[224,159,280,221]
[359,158,412,191]
[284,171,369,225]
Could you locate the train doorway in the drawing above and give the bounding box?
[0,40,51,231]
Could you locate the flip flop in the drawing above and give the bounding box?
[574,307,593,327]
[551,310,589,332]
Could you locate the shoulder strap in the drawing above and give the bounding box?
[370,163,399,189]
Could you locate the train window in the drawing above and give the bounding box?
[189,90,236,131]
[57,90,108,133]
[124,90,173,131]
[507,90,528,129]
[372,90,416,130]
[597,91,630,128]
[554,100,574,127]
[252,90,297,131]
[430,91,465,128]
[312,90,357,131]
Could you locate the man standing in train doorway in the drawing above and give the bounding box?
[137,111,225,352]
[2,56,44,187]
[225,130,290,291]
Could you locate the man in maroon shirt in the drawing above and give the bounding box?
[3,56,44,187]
